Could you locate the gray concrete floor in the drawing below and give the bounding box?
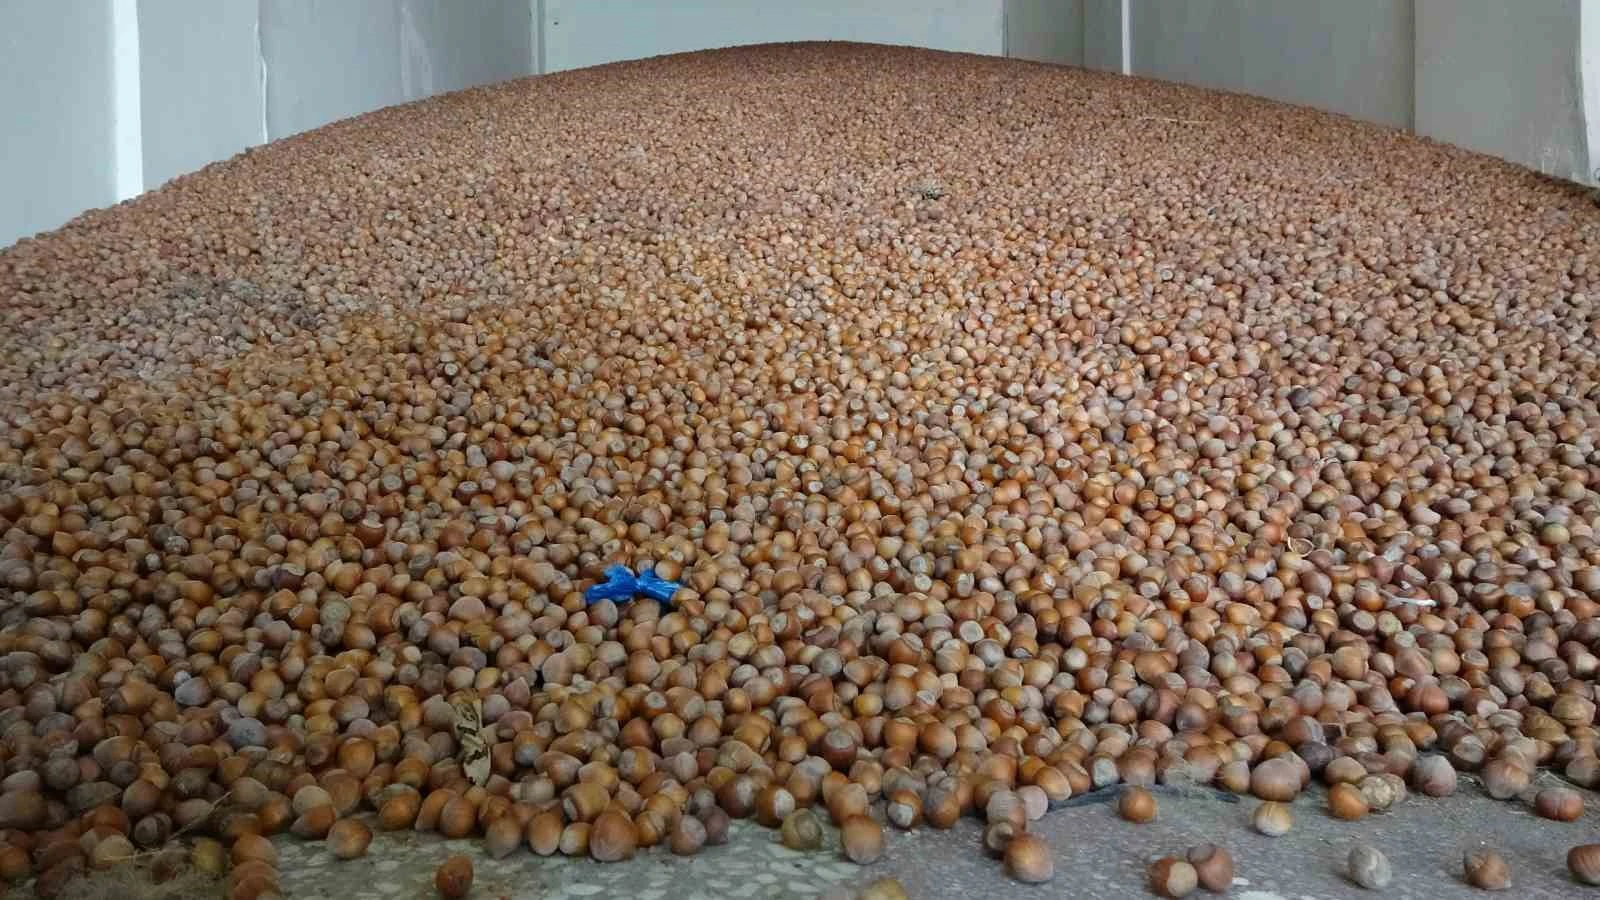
[269,777,1600,899]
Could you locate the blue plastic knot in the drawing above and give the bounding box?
[584,564,682,607]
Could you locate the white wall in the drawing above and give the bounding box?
[1416,0,1591,183]
[1082,0,1127,72]
[400,0,536,97]
[0,1,118,248]
[1007,0,1084,66]
[541,0,1005,73]
[1122,0,1596,182]
[1,0,536,246]
[260,0,534,143]
[1586,1,1600,184]
[139,0,264,190]
[1130,0,1414,129]
[5,1,1599,249]
[261,0,408,139]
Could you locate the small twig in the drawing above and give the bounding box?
[172,790,233,840]
[1133,115,1204,126]
[118,790,235,862]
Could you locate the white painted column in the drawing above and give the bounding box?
[1120,0,1130,74]
[110,0,144,198]
[1582,0,1599,184]
[257,12,270,144]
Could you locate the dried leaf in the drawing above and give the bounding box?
[450,690,489,787]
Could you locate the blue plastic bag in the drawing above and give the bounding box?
[584,564,682,607]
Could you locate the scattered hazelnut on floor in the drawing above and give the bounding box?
[190,839,226,876]
[527,811,564,857]
[559,823,590,858]
[1356,774,1402,813]
[841,816,884,865]
[291,806,337,840]
[589,811,638,863]
[229,859,282,900]
[1150,857,1199,898]
[755,786,797,829]
[886,790,923,831]
[1119,787,1158,824]
[434,854,473,899]
[700,808,732,847]
[232,834,277,869]
[1347,845,1392,890]
[1016,786,1049,823]
[1186,844,1233,893]
[986,791,1027,831]
[1463,848,1511,891]
[1568,844,1600,885]
[857,878,909,900]
[670,816,708,856]
[1411,758,1457,798]
[983,821,1019,858]
[327,819,373,860]
[1252,802,1293,837]
[1005,833,1055,884]
[781,809,824,851]
[1534,788,1583,822]
[1250,759,1302,803]
[1480,759,1530,802]
[1328,783,1369,820]
[923,785,962,830]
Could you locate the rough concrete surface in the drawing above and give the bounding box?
[275,778,1600,898]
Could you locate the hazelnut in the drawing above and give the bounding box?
[1004,832,1054,884]
[434,854,473,898]
[1150,857,1199,898]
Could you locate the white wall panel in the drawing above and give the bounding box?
[261,0,407,140]
[399,0,533,96]
[6,0,1600,250]
[1130,0,1414,129]
[260,0,533,141]
[1007,0,1084,66]
[139,0,264,189]
[1082,0,1126,72]
[0,1,117,247]
[542,0,1005,73]
[1416,0,1590,183]
[1585,1,1600,184]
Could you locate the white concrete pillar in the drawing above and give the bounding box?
[111,0,144,200]
[1582,0,1599,183]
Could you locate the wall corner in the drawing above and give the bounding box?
[1582,0,1599,184]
